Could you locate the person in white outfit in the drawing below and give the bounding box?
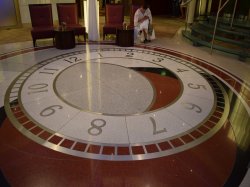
[134,3,155,43]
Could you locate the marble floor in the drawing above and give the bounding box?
[0,26,250,187]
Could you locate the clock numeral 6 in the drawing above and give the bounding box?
[182,103,202,113]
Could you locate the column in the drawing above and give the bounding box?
[87,0,100,41]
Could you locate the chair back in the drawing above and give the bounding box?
[130,4,140,26]
[57,3,79,25]
[105,4,124,24]
[29,4,53,27]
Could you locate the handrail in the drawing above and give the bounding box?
[210,0,230,54]
[230,0,238,28]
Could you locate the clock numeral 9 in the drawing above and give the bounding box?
[40,105,63,117]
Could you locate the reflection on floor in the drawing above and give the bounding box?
[0,23,250,187]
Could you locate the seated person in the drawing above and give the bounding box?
[179,0,188,19]
[134,3,155,43]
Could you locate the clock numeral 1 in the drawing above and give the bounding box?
[88,119,106,136]
[40,105,63,117]
[150,117,167,135]
[28,83,48,94]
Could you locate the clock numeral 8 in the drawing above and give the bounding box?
[88,119,106,136]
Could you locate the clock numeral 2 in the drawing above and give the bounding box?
[64,56,82,64]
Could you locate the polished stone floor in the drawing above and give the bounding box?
[0,25,250,187]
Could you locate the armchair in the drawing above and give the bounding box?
[103,4,124,40]
[28,4,55,47]
[56,3,86,42]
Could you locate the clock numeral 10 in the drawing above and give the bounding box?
[28,83,48,94]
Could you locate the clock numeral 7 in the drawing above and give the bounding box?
[150,117,167,135]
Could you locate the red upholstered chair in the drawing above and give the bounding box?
[29,4,55,47]
[103,4,124,40]
[56,3,86,42]
[129,4,140,27]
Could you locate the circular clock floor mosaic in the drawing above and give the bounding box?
[1,43,250,187]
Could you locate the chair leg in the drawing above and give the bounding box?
[32,39,36,47]
[84,32,86,42]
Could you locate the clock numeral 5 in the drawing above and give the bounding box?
[188,83,207,90]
